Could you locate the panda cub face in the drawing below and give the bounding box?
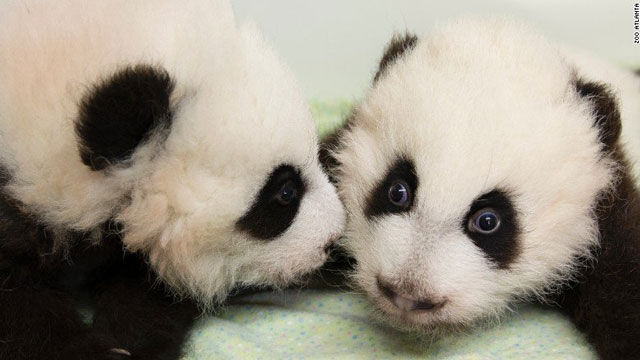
[331,18,618,330]
[110,27,346,305]
[104,26,346,305]
[0,0,344,306]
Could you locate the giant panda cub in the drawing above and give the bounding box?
[0,0,345,359]
[324,18,640,359]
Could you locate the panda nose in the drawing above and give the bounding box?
[377,277,445,312]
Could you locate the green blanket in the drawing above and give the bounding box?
[183,290,595,359]
[182,101,597,359]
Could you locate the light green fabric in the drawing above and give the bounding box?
[181,101,597,359]
[182,290,595,360]
[310,99,353,139]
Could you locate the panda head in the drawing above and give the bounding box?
[0,0,345,305]
[329,17,621,331]
[110,27,347,305]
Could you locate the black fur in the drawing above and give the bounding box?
[554,81,640,360]
[3,61,197,357]
[557,157,640,360]
[321,73,640,358]
[575,79,621,152]
[91,248,199,360]
[318,111,356,185]
[236,164,306,239]
[304,244,356,290]
[76,65,174,171]
[0,192,197,360]
[365,158,418,219]
[373,33,418,83]
[462,189,520,269]
[315,119,359,289]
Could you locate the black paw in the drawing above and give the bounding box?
[105,348,132,360]
[58,333,132,360]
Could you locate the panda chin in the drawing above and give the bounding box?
[351,272,440,329]
[352,264,512,334]
[370,287,501,336]
[374,295,445,326]
[242,243,334,290]
[370,292,472,335]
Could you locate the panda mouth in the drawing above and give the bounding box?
[376,277,447,313]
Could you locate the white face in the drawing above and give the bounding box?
[116,24,346,305]
[0,0,345,306]
[333,18,616,330]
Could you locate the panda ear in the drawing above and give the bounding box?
[76,65,175,171]
[575,79,621,152]
[373,33,418,83]
[318,113,354,184]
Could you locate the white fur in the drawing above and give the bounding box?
[0,0,345,305]
[562,47,640,175]
[334,17,637,329]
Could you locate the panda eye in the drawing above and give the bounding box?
[463,190,518,268]
[365,158,418,219]
[468,208,501,234]
[275,180,298,205]
[387,181,410,207]
[236,164,306,240]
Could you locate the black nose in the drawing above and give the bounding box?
[377,277,444,312]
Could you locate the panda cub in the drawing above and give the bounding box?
[324,18,639,359]
[0,0,344,359]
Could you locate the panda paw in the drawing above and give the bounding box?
[58,333,133,360]
[106,348,133,359]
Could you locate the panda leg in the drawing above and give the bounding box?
[0,282,129,360]
[91,257,199,360]
[559,173,640,360]
[562,252,640,360]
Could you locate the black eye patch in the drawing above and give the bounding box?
[462,189,520,269]
[365,158,418,219]
[236,165,306,240]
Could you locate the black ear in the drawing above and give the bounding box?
[373,33,418,83]
[575,79,621,152]
[318,113,354,184]
[76,65,175,171]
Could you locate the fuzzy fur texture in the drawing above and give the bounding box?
[326,17,639,358]
[0,0,345,358]
[0,0,345,305]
